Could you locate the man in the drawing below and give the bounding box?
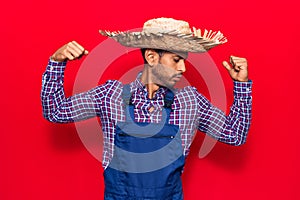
[41,17,252,200]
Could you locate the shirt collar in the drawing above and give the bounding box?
[130,72,180,110]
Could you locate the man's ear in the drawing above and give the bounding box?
[145,49,158,66]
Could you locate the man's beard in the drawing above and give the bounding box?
[151,65,180,89]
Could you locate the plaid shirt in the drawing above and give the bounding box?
[41,59,252,169]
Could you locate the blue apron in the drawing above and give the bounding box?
[104,85,185,200]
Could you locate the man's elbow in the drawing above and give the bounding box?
[231,125,251,146]
[232,138,247,146]
[43,112,58,123]
[231,133,248,146]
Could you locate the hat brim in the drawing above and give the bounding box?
[99,30,224,53]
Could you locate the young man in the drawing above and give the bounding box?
[41,17,252,200]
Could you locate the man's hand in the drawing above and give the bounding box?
[51,41,88,62]
[222,56,248,82]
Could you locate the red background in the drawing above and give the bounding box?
[1,0,299,199]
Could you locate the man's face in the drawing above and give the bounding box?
[151,51,187,88]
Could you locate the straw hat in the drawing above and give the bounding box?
[99,17,227,53]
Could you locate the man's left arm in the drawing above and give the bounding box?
[197,55,252,146]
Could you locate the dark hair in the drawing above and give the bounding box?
[140,48,165,64]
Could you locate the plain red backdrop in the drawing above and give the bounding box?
[1,0,299,199]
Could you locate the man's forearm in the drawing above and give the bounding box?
[221,81,252,145]
[197,81,252,146]
[41,59,72,123]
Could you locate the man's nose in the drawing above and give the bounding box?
[177,60,186,73]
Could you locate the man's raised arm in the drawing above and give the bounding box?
[41,41,101,123]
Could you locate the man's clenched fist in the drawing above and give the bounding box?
[51,41,88,62]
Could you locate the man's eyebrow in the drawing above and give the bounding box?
[172,54,182,58]
[173,55,186,60]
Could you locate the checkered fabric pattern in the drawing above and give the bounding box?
[41,59,252,169]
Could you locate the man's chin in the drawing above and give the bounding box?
[152,79,177,90]
[163,82,177,90]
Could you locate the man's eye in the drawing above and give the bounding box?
[174,58,180,63]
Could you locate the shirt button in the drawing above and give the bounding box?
[50,66,54,71]
[149,106,155,113]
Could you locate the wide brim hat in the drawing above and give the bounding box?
[99,17,227,53]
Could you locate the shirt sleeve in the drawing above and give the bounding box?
[41,59,104,123]
[197,81,252,146]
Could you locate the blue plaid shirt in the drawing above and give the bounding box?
[41,59,252,169]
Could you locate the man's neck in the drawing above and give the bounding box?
[145,83,159,99]
[140,68,159,99]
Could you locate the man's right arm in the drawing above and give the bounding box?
[41,41,100,123]
[41,58,103,123]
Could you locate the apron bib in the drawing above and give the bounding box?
[104,85,185,200]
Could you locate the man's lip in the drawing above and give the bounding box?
[173,75,182,81]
